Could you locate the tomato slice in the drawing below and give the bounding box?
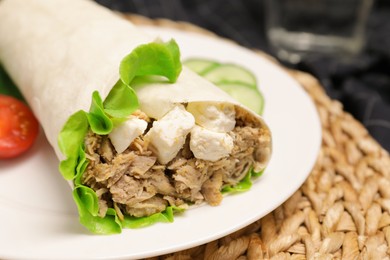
[0,95,39,159]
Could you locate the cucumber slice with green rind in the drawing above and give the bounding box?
[183,58,220,76]
[218,83,264,115]
[184,58,264,115]
[202,64,257,88]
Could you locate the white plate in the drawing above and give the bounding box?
[0,26,321,260]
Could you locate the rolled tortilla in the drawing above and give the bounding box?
[0,0,152,160]
[0,0,272,233]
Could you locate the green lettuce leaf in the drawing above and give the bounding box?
[87,91,114,135]
[122,206,184,229]
[73,188,122,234]
[58,39,182,234]
[58,110,89,180]
[120,39,181,85]
[74,146,89,186]
[251,168,265,178]
[103,80,139,119]
[221,168,265,193]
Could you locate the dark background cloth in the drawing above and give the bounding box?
[96,0,390,152]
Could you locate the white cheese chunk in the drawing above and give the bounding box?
[146,105,195,164]
[108,117,148,154]
[190,125,234,162]
[186,102,236,133]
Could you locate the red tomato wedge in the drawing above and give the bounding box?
[0,95,39,159]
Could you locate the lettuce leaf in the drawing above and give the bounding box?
[103,80,138,119]
[58,40,182,234]
[122,206,185,229]
[73,185,184,234]
[120,39,181,85]
[221,168,265,193]
[87,91,114,135]
[73,188,122,234]
[58,110,89,180]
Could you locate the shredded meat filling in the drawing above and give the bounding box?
[82,108,271,218]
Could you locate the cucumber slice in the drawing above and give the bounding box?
[202,64,257,88]
[218,83,264,115]
[184,58,264,114]
[183,58,220,75]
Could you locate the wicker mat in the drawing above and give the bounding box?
[125,15,390,260]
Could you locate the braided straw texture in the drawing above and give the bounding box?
[125,15,390,260]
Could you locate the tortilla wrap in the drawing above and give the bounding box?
[0,0,272,233]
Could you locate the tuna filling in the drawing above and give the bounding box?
[81,108,271,219]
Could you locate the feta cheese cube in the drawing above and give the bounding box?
[146,105,195,164]
[190,125,234,162]
[109,117,148,154]
[186,102,235,133]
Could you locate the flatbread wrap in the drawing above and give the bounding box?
[0,0,272,234]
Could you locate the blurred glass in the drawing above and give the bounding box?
[265,0,373,63]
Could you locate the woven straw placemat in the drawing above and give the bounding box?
[125,15,390,260]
